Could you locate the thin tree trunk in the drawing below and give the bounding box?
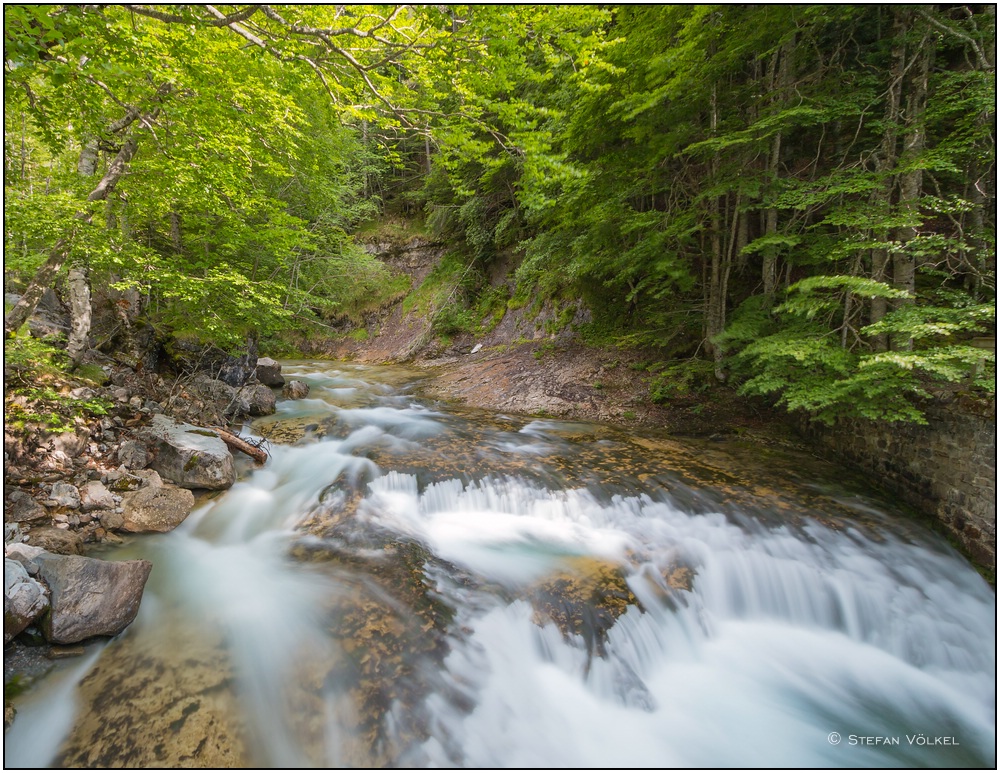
[706,82,728,381]
[763,39,792,298]
[4,136,138,339]
[869,8,907,352]
[3,237,76,337]
[891,19,932,351]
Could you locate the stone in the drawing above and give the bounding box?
[49,482,81,509]
[4,558,49,643]
[145,414,235,490]
[98,510,126,531]
[5,543,46,574]
[193,375,238,407]
[133,469,163,489]
[5,489,48,523]
[25,526,84,556]
[116,439,150,469]
[35,552,152,644]
[121,486,195,533]
[254,357,285,386]
[52,431,88,459]
[79,481,115,512]
[238,383,276,416]
[282,380,310,400]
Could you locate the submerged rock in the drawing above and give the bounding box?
[54,620,248,767]
[529,558,641,656]
[35,552,152,644]
[282,380,310,400]
[145,414,235,490]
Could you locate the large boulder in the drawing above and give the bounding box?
[165,334,258,388]
[192,375,238,408]
[237,384,276,416]
[4,558,49,643]
[121,486,195,533]
[254,357,285,386]
[145,415,235,490]
[35,552,152,644]
[282,380,310,400]
[5,288,71,340]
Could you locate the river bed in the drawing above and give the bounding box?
[5,361,996,767]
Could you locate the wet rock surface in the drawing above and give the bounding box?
[282,380,310,400]
[54,624,248,768]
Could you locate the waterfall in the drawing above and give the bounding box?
[6,361,994,768]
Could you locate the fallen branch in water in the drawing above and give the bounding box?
[211,426,268,464]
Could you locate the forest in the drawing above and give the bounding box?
[4,4,996,425]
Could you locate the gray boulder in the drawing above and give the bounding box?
[35,552,152,644]
[237,384,276,416]
[116,439,150,469]
[79,481,116,512]
[282,380,310,400]
[4,558,49,643]
[145,415,235,490]
[48,482,81,509]
[254,357,285,386]
[121,486,195,533]
[5,489,48,523]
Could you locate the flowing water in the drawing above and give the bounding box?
[5,361,996,768]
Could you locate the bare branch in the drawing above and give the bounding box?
[123,4,261,28]
[917,9,992,72]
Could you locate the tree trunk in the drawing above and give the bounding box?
[77,139,99,176]
[66,264,93,366]
[4,237,76,337]
[3,136,139,339]
[891,18,933,351]
[869,8,907,352]
[763,38,792,298]
[705,82,728,381]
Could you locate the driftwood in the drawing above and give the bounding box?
[211,427,268,464]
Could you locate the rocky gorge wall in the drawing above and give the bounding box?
[799,403,997,573]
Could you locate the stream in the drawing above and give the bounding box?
[5,361,996,768]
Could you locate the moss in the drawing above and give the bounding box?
[74,363,109,386]
[183,453,200,472]
[529,558,641,655]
